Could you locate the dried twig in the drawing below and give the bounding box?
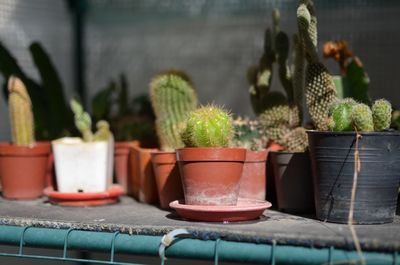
[347,132,366,265]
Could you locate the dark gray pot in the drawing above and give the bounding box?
[270,151,314,214]
[307,130,400,224]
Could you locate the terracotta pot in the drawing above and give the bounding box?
[128,144,159,204]
[151,151,184,209]
[0,142,51,199]
[270,151,314,213]
[239,149,268,200]
[114,141,139,193]
[176,147,246,206]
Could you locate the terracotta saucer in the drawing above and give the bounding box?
[44,185,124,206]
[169,198,272,222]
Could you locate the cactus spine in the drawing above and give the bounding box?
[150,71,198,151]
[8,76,35,146]
[297,0,337,131]
[182,105,233,148]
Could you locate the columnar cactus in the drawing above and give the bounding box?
[251,8,308,152]
[150,71,198,151]
[297,0,337,131]
[70,98,94,142]
[8,76,35,146]
[182,105,233,148]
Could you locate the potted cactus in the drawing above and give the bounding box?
[149,70,198,208]
[177,105,246,206]
[91,74,157,193]
[248,8,313,212]
[0,76,51,199]
[298,0,400,224]
[231,117,269,201]
[51,99,114,193]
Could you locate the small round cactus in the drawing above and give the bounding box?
[351,103,374,132]
[328,98,356,131]
[182,105,233,148]
[372,99,392,131]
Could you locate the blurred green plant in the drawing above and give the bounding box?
[91,74,157,146]
[323,40,371,105]
[0,41,74,140]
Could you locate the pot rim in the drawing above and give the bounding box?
[306,130,400,136]
[176,147,246,162]
[269,150,309,155]
[0,141,51,156]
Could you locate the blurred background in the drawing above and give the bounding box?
[1,0,400,141]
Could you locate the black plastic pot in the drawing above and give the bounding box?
[307,130,400,224]
[270,151,314,214]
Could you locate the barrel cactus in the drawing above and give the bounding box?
[150,71,198,151]
[327,98,392,132]
[182,105,233,148]
[232,117,267,151]
[8,76,35,146]
[372,99,392,131]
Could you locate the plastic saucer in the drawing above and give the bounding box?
[44,185,124,206]
[169,198,272,222]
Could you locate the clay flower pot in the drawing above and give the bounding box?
[0,142,51,199]
[114,141,139,193]
[151,151,184,209]
[239,149,268,200]
[176,147,246,206]
[128,144,159,204]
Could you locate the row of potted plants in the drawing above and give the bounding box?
[0,0,399,225]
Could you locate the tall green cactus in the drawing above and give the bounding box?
[8,76,35,146]
[150,71,198,151]
[250,8,308,152]
[182,105,233,148]
[297,0,337,131]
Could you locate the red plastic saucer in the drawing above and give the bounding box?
[169,198,272,222]
[44,185,124,206]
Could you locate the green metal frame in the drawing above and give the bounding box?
[0,225,398,265]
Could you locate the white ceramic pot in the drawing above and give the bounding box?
[52,137,114,193]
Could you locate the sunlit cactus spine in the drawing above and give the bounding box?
[372,99,392,131]
[150,71,198,151]
[70,98,93,142]
[182,105,233,148]
[8,76,35,146]
[351,103,374,132]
